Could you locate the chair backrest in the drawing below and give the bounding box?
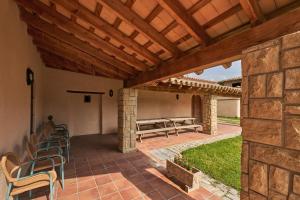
[1,153,20,183]
[25,138,37,160]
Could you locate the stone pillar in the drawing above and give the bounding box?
[202,94,217,135]
[241,31,300,200]
[118,88,138,153]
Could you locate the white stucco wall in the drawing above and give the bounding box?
[217,97,240,118]
[137,90,193,119]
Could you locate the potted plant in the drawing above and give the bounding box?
[166,155,201,192]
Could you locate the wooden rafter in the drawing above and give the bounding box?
[156,0,210,44]
[19,8,137,76]
[145,4,163,23]
[28,29,130,79]
[188,0,211,15]
[15,0,148,71]
[40,50,116,78]
[51,0,160,64]
[126,7,300,87]
[99,0,180,56]
[240,0,265,24]
[204,4,243,29]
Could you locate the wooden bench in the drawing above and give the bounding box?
[136,119,174,142]
[169,118,202,136]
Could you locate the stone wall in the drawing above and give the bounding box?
[241,31,300,200]
[118,88,138,153]
[202,94,217,135]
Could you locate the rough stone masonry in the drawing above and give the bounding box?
[241,31,300,200]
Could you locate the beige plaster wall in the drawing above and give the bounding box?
[0,0,45,156]
[0,1,45,198]
[137,90,192,119]
[217,97,241,118]
[43,67,123,135]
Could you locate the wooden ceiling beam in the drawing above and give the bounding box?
[145,4,163,23]
[19,9,137,75]
[15,0,148,71]
[240,0,265,24]
[40,50,114,78]
[126,7,300,87]
[160,21,178,35]
[156,0,210,44]
[51,0,160,64]
[99,0,180,56]
[204,4,243,29]
[29,29,130,79]
[188,0,211,15]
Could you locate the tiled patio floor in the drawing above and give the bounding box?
[25,124,241,200]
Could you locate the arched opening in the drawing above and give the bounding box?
[191,95,202,124]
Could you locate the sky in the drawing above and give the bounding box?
[185,60,242,82]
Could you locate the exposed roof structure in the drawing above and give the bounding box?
[141,77,242,97]
[15,0,300,85]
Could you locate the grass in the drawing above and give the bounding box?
[218,116,240,125]
[181,136,242,190]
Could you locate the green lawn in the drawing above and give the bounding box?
[181,136,242,190]
[218,116,240,125]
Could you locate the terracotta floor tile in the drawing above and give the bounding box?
[120,187,142,200]
[57,182,77,198]
[77,179,97,192]
[143,190,166,200]
[78,188,100,200]
[110,172,124,181]
[135,182,155,195]
[159,185,180,199]
[114,178,134,191]
[101,192,123,200]
[57,193,79,200]
[98,182,117,197]
[95,174,112,186]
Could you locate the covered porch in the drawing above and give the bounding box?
[1,0,300,200]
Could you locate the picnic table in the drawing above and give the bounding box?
[136,119,174,142]
[136,117,202,142]
[168,117,202,136]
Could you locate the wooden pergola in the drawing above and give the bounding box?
[15,0,300,86]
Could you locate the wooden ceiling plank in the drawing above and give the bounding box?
[156,0,210,44]
[160,21,178,35]
[204,4,243,29]
[239,0,265,24]
[99,0,180,56]
[19,9,136,75]
[51,0,160,65]
[188,0,211,15]
[145,4,163,23]
[16,0,148,71]
[126,7,300,87]
[29,28,131,78]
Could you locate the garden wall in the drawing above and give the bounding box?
[241,31,300,199]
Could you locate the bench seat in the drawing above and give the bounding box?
[136,127,175,142]
[175,124,201,129]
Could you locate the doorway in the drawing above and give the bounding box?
[192,95,202,123]
[67,91,103,136]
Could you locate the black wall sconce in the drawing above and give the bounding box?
[109,89,114,97]
[26,68,34,85]
[176,94,179,100]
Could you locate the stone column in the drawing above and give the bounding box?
[118,88,138,153]
[0,166,6,200]
[202,94,217,135]
[241,31,300,200]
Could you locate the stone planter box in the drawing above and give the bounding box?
[166,160,201,192]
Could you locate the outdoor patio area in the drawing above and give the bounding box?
[23,124,241,200]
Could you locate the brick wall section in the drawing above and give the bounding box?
[118,88,138,153]
[202,94,217,135]
[241,31,300,200]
